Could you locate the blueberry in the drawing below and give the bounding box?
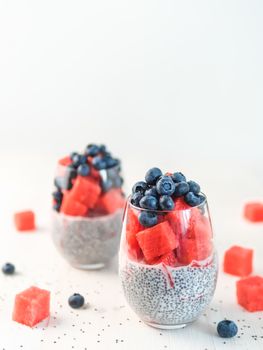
[156,176,175,196]
[130,192,143,207]
[114,176,123,188]
[77,164,90,176]
[2,263,15,275]
[68,293,85,309]
[217,320,238,338]
[145,186,158,197]
[172,172,186,183]
[72,154,81,167]
[52,190,63,202]
[105,157,119,169]
[99,144,107,153]
[187,180,200,194]
[145,168,162,185]
[85,144,100,157]
[139,195,158,210]
[70,152,78,160]
[132,181,148,194]
[101,178,113,192]
[159,196,174,211]
[92,156,107,170]
[53,202,61,212]
[173,181,190,197]
[138,211,158,227]
[184,192,200,207]
[78,154,87,165]
[198,194,206,204]
[67,165,77,178]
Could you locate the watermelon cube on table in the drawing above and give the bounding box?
[244,202,263,222]
[13,286,50,327]
[70,176,101,209]
[236,276,263,312]
[14,211,35,231]
[60,192,87,216]
[136,221,178,261]
[224,245,253,277]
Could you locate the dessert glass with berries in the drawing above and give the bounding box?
[119,168,218,329]
[51,144,125,270]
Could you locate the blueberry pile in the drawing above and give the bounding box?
[130,168,205,227]
[52,143,123,212]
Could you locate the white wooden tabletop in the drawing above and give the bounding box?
[0,152,262,350]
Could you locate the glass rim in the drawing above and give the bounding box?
[128,192,207,213]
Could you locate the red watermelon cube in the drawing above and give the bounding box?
[176,211,213,265]
[14,211,35,231]
[13,286,50,327]
[58,156,72,167]
[126,230,143,261]
[60,192,87,216]
[136,221,178,261]
[177,237,212,265]
[187,212,212,240]
[127,208,144,234]
[149,251,177,267]
[70,176,101,209]
[236,276,263,312]
[244,202,263,222]
[94,189,125,214]
[224,245,253,277]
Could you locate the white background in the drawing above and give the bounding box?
[0,1,263,350]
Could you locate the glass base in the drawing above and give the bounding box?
[71,262,105,270]
[144,321,188,330]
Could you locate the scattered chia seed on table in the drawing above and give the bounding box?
[120,255,218,326]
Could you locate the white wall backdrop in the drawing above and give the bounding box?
[0,0,262,164]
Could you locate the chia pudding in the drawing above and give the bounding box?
[51,143,125,269]
[119,168,218,329]
[52,209,123,269]
[120,254,218,328]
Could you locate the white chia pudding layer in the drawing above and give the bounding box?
[120,255,218,326]
[52,209,123,267]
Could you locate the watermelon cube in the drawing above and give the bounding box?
[14,211,35,231]
[94,189,125,214]
[127,208,144,234]
[149,251,177,267]
[177,237,212,265]
[60,192,87,216]
[244,202,263,222]
[58,156,72,167]
[236,276,263,312]
[224,245,253,277]
[187,212,212,240]
[136,221,178,261]
[70,176,101,209]
[13,286,50,327]
[126,230,143,261]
